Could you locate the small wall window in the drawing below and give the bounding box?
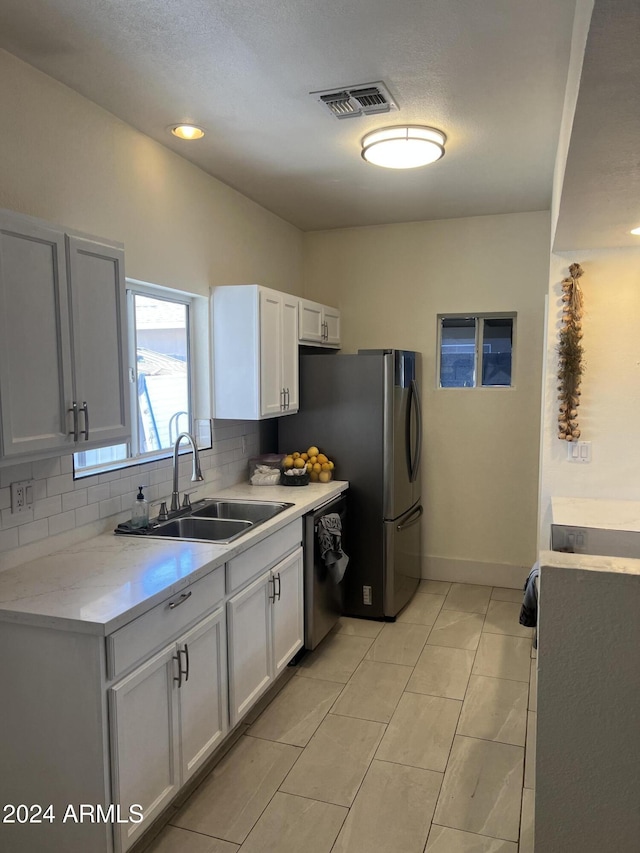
[74,282,199,476]
[438,314,515,388]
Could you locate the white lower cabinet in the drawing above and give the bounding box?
[227,569,274,726]
[109,606,227,853]
[0,518,308,853]
[227,546,304,727]
[272,548,305,674]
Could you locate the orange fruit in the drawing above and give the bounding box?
[319,471,332,483]
[293,457,306,468]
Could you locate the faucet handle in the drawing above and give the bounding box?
[151,500,169,521]
[181,493,194,509]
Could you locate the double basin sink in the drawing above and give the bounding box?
[120,499,293,544]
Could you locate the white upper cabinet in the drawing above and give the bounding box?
[212,284,299,419]
[66,236,129,448]
[298,298,341,348]
[0,210,130,462]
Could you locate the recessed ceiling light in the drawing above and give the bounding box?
[631,226,640,235]
[170,124,205,140]
[361,126,446,169]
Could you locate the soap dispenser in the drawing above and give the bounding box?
[131,486,149,529]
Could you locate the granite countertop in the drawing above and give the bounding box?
[0,480,348,636]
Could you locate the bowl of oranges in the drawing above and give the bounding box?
[281,445,335,485]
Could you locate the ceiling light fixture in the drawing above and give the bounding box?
[170,124,205,140]
[630,226,640,235]
[361,125,446,169]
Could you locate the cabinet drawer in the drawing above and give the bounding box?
[227,519,302,594]
[107,567,225,679]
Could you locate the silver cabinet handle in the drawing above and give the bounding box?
[173,651,183,688]
[167,590,192,609]
[268,577,276,603]
[183,643,190,682]
[173,646,188,687]
[285,388,290,410]
[68,401,79,441]
[280,388,285,410]
[275,572,281,601]
[80,401,89,441]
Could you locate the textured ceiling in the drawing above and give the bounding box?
[554,0,640,250]
[0,0,578,231]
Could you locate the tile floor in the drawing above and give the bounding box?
[145,581,536,853]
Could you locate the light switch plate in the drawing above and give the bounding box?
[567,441,591,463]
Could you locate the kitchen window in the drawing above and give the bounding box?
[438,314,515,388]
[74,282,204,476]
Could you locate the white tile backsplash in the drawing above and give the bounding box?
[0,419,264,565]
[48,510,77,537]
[46,473,75,497]
[18,519,50,547]
[74,503,100,528]
[33,495,62,520]
[62,490,87,512]
[0,528,19,552]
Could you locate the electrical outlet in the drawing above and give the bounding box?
[363,585,372,605]
[11,480,34,514]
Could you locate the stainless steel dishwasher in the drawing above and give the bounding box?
[304,493,347,650]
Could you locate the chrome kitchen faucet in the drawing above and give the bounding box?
[170,432,204,513]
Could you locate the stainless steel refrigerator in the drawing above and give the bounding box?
[279,349,423,619]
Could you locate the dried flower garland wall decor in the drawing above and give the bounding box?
[557,262,584,442]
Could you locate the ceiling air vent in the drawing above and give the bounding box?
[311,81,398,119]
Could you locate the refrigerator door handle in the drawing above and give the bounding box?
[408,378,423,483]
[397,504,423,531]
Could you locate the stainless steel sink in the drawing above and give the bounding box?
[115,498,293,543]
[190,500,291,524]
[150,517,252,543]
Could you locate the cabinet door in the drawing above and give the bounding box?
[178,607,228,783]
[227,570,273,726]
[67,235,130,448]
[281,294,299,413]
[299,299,323,343]
[259,289,283,416]
[323,306,341,347]
[109,644,180,853]
[271,547,304,675]
[0,215,74,457]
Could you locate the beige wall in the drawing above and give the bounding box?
[539,248,640,546]
[304,211,551,585]
[0,50,304,566]
[0,50,554,582]
[0,50,303,296]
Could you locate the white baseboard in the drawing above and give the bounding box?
[422,555,531,589]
